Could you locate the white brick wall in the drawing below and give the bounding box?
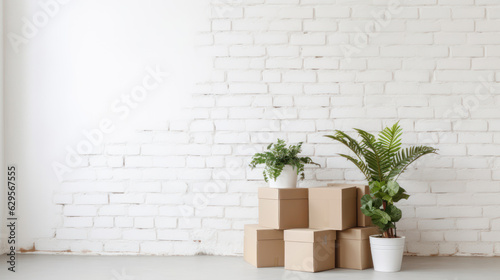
[35,0,500,257]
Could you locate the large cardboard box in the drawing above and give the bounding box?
[308,186,357,230]
[328,183,373,227]
[284,229,336,272]
[244,224,284,267]
[335,227,380,270]
[258,188,308,230]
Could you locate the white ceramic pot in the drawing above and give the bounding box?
[268,165,298,189]
[369,235,405,272]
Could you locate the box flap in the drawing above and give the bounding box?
[328,184,367,201]
[258,188,308,200]
[327,183,368,189]
[308,186,356,200]
[337,227,380,240]
[284,229,336,242]
[245,224,284,240]
[328,184,372,227]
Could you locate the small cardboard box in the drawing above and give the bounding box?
[284,229,336,272]
[336,227,380,270]
[258,188,308,230]
[244,224,284,267]
[308,186,357,230]
[328,183,373,227]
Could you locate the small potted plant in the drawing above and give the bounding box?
[325,123,437,272]
[249,139,320,188]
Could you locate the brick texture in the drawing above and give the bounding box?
[37,0,500,257]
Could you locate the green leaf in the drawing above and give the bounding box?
[372,209,391,224]
[372,197,383,208]
[361,205,373,216]
[370,217,387,230]
[376,209,391,223]
[382,194,393,203]
[262,171,268,182]
[360,194,372,206]
[392,186,410,203]
[386,204,402,223]
[387,181,400,196]
[360,194,375,216]
[369,181,383,193]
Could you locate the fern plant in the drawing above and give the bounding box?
[325,122,437,238]
[249,139,320,182]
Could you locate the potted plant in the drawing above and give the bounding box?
[249,139,320,188]
[325,122,437,272]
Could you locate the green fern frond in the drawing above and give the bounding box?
[325,123,437,184]
[326,123,437,238]
[354,129,387,182]
[338,153,371,181]
[378,122,403,157]
[388,146,438,180]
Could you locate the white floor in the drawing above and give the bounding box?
[1,254,499,280]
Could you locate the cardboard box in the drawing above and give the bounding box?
[258,188,308,230]
[244,224,284,267]
[328,183,373,227]
[284,229,336,272]
[308,186,357,230]
[335,227,380,270]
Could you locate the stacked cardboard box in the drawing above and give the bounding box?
[284,229,336,272]
[244,188,308,269]
[244,184,379,273]
[336,226,379,270]
[244,224,284,267]
[258,188,308,229]
[327,183,373,227]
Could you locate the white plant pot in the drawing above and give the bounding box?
[268,165,298,189]
[369,235,405,272]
